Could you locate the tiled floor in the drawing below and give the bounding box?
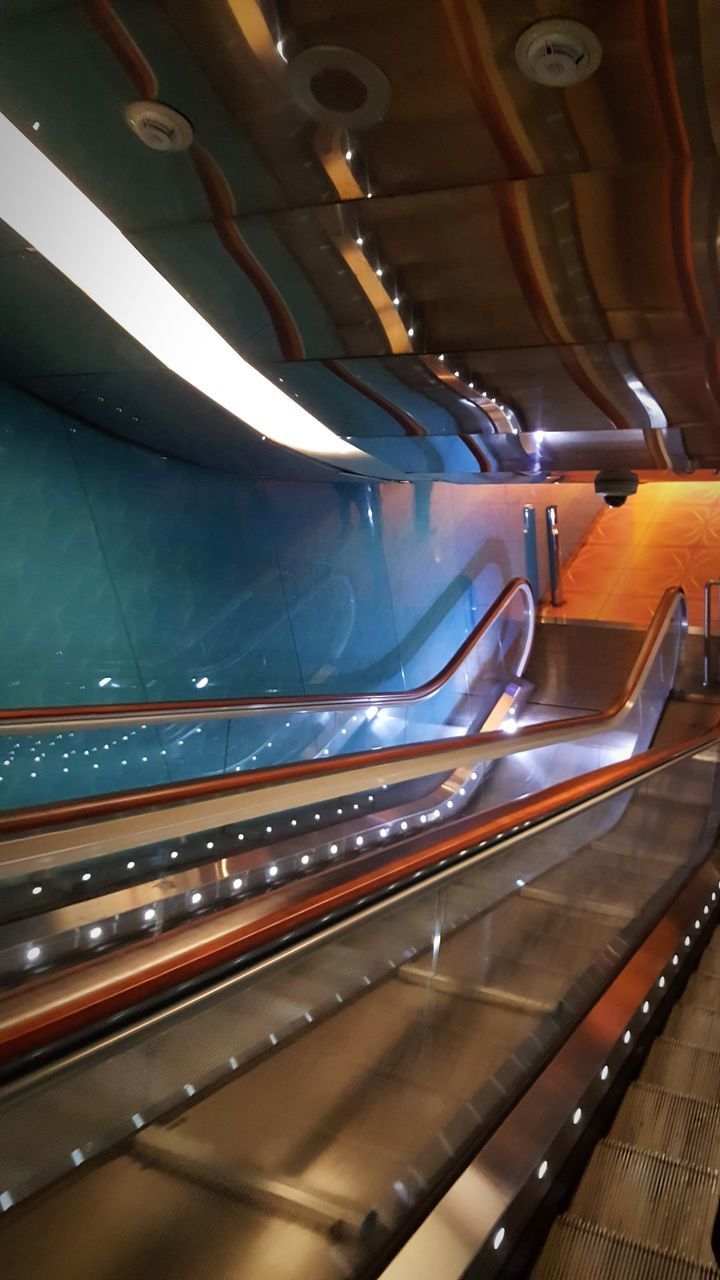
[543,482,720,628]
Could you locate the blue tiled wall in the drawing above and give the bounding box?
[0,381,600,805]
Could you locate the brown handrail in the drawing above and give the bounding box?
[0,658,713,1065]
[0,587,686,839]
[0,578,534,733]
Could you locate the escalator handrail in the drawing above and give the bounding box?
[0,578,535,732]
[0,625,712,1068]
[0,587,687,844]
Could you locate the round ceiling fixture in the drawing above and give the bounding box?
[124,101,194,152]
[515,18,602,88]
[286,46,391,128]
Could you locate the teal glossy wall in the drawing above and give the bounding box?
[0,381,601,805]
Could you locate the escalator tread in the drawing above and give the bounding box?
[534,1217,720,1279]
[534,925,720,1277]
[569,1139,718,1263]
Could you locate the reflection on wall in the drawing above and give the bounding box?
[0,380,601,806]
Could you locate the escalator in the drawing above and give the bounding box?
[0,700,719,1277]
[0,587,717,1278]
[0,585,686,1064]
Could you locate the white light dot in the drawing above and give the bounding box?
[141,756,148,763]
[89,926,102,941]
[673,954,679,965]
[301,854,309,866]
[143,908,156,922]
[191,891,202,905]
[206,841,214,850]
[355,235,364,246]
[420,815,427,824]
[375,266,383,277]
[407,326,414,337]
[232,877,243,890]
[98,676,112,687]
[516,878,525,888]
[380,828,389,838]
[600,1065,609,1081]
[537,1160,548,1179]
[356,836,364,847]
[330,844,338,855]
[237,832,244,840]
[658,975,666,988]
[685,936,691,946]
[314,813,321,821]
[345,148,353,161]
[642,1000,650,1014]
[127,860,135,870]
[493,1227,505,1250]
[337,808,343,815]
[32,121,40,131]
[400,821,408,831]
[695,920,701,930]
[572,1108,582,1125]
[32,885,42,896]
[268,865,278,878]
[26,946,40,962]
[170,850,178,859]
[623,1030,631,1044]
[81,872,91,882]
[393,295,400,305]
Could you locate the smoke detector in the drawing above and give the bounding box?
[125,101,194,152]
[515,19,602,88]
[286,46,391,129]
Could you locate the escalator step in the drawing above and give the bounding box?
[533,1216,719,1279]
[667,1002,720,1049]
[611,1083,720,1169]
[697,949,720,980]
[686,971,720,1014]
[642,1039,720,1106]
[519,884,633,923]
[570,1139,718,1263]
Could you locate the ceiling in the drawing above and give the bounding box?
[0,0,719,481]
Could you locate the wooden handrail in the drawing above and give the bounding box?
[0,578,534,733]
[0,587,685,841]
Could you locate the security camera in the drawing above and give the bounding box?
[594,470,639,509]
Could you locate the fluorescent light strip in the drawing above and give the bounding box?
[0,113,368,464]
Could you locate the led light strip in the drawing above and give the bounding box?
[0,113,373,466]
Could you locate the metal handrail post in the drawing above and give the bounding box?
[545,504,564,607]
[704,580,720,686]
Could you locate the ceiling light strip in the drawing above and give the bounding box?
[0,113,367,463]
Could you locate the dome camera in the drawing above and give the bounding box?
[594,470,639,509]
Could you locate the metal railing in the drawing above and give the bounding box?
[0,578,535,734]
[704,579,720,686]
[0,588,686,849]
[545,504,564,607]
[0,589,703,1069]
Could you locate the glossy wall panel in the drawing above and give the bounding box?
[0,383,144,706]
[0,381,601,717]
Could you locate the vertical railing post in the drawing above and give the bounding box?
[545,504,564,607]
[704,580,720,686]
[523,505,540,602]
